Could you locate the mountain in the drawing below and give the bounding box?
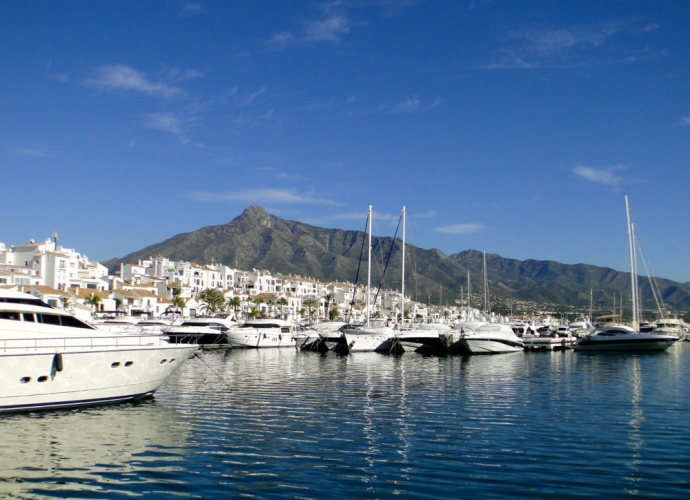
[103,206,690,316]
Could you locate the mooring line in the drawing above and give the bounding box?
[194,350,233,389]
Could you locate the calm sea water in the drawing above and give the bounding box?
[2,343,690,499]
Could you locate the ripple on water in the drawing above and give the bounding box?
[3,345,690,498]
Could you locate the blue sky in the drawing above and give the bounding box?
[2,1,689,283]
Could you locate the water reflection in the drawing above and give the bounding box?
[3,345,690,499]
[0,401,192,498]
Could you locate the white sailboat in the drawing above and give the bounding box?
[575,196,680,352]
[341,205,400,353]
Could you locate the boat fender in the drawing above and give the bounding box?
[53,353,64,372]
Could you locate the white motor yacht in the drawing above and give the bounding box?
[298,321,347,351]
[0,289,198,413]
[439,321,485,354]
[398,323,450,353]
[340,319,400,353]
[225,318,299,348]
[574,325,679,351]
[163,317,238,345]
[453,323,525,354]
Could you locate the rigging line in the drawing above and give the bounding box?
[373,213,403,308]
[348,210,370,320]
[634,231,666,316]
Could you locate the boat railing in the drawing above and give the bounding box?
[0,333,179,353]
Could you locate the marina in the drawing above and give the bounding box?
[2,344,690,498]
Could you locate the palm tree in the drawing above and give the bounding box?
[251,296,265,318]
[227,296,242,320]
[323,293,334,321]
[302,297,318,322]
[248,306,261,319]
[171,295,185,316]
[276,297,288,319]
[59,296,70,310]
[328,306,340,321]
[198,288,225,316]
[84,293,101,314]
[114,297,124,314]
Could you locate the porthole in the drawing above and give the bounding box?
[20,377,31,384]
[125,361,133,367]
[169,358,176,363]
[111,362,120,368]
[38,376,48,382]
[160,359,167,364]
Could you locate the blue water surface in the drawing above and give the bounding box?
[2,343,690,499]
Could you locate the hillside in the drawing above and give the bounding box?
[103,206,690,315]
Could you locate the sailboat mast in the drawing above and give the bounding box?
[367,205,372,328]
[401,206,406,327]
[467,270,471,313]
[483,251,489,314]
[625,195,639,329]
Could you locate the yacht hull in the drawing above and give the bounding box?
[0,343,197,413]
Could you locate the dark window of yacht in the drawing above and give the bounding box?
[38,314,62,325]
[59,315,95,329]
[0,311,20,320]
[22,313,35,322]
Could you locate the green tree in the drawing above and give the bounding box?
[323,293,334,321]
[114,297,124,314]
[198,288,225,316]
[59,296,70,310]
[328,306,340,321]
[84,293,101,314]
[226,296,242,320]
[171,295,185,315]
[250,296,265,318]
[302,297,318,322]
[276,297,288,318]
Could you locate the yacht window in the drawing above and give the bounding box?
[281,327,290,333]
[22,313,35,322]
[0,311,20,321]
[59,315,96,329]
[0,297,52,308]
[37,314,61,325]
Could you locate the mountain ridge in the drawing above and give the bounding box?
[102,206,690,315]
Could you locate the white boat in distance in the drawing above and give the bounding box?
[340,318,400,353]
[574,325,679,351]
[398,323,451,353]
[225,318,298,348]
[0,289,198,413]
[574,196,680,352]
[443,323,524,354]
[163,317,238,345]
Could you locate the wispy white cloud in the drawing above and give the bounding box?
[188,188,341,206]
[389,96,441,113]
[678,117,690,126]
[241,86,268,106]
[268,14,353,48]
[180,3,207,15]
[83,64,185,98]
[145,113,182,134]
[11,147,49,158]
[433,223,484,235]
[572,165,624,187]
[304,15,351,41]
[484,20,657,69]
[145,112,191,144]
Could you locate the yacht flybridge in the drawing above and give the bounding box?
[0,289,198,413]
